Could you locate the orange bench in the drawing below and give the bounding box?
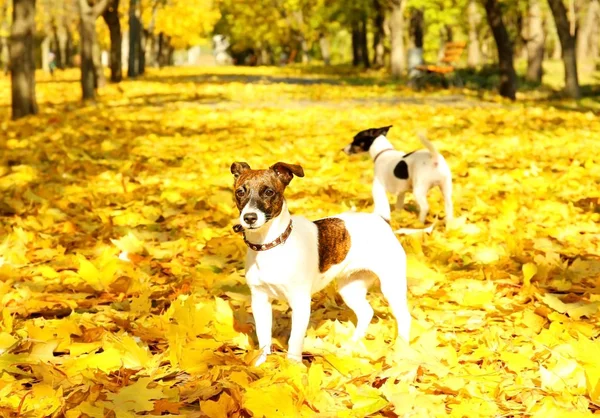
[413,41,466,87]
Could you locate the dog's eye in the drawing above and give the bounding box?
[264,188,275,197]
[235,188,245,198]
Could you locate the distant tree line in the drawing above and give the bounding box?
[215,0,599,100]
[2,0,597,120]
[2,0,216,119]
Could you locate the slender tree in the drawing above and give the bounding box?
[78,0,110,100]
[1,0,11,73]
[319,33,331,65]
[390,0,405,77]
[53,20,70,68]
[547,0,580,98]
[359,14,369,68]
[483,0,517,99]
[525,0,545,83]
[577,0,599,72]
[372,0,385,67]
[467,0,482,67]
[10,0,38,119]
[409,8,424,49]
[102,0,122,82]
[128,0,143,77]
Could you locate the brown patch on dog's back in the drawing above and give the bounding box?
[314,218,351,273]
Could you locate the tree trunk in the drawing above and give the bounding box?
[143,3,158,69]
[93,36,106,87]
[351,22,360,66]
[484,0,518,100]
[79,13,96,99]
[467,0,482,67]
[409,9,424,48]
[0,0,8,73]
[390,0,405,77]
[577,0,599,71]
[139,28,146,74]
[10,0,38,119]
[78,0,109,101]
[128,0,142,77]
[145,31,158,68]
[547,0,581,98]
[591,12,600,62]
[41,35,50,71]
[373,0,385,67]
[157,32,173,67]
[526,0,545,83]
[0,36,8,73]
[54,23,70,68]
[319,33,330,65]
[359,15,369,68]
[157,32,165,67]
[102,0,121,82]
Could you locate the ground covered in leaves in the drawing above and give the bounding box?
[1,67,600,417]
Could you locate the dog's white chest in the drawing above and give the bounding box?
[244,223,320,301]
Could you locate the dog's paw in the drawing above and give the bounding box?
[254,353,268,366]
[286,353,303,363]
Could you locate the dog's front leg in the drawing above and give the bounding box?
[251,289,272,366]
[287,293,311,363]
[372,178,391,222]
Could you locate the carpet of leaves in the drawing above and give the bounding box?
[1,67,600,417]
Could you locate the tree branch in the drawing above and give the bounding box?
[92,0,111,18]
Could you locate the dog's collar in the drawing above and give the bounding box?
[233,220,293,251]
[373,148,395,163]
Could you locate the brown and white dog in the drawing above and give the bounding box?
[231,161,411,365]
[344,126,454,225]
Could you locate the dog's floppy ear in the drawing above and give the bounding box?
[231,162,251,179]
[270,162,304,185]
[378,125,393,137]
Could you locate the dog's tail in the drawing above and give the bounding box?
[416,130,439,167]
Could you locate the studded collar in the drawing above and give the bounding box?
[233,220,293,251]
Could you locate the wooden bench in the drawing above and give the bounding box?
[412,41,467,88]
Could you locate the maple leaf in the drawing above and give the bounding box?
[102,377,167,415]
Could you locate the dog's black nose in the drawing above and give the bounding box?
[244,213,258,225]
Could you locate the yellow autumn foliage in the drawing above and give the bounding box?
[0,66,600,417]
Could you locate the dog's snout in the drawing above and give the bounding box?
[244,212,258,225]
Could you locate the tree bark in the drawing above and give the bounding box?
[390,0,405,77]
[591,11,600,62]
[467,0,482,67]
[157,32,172,68]
[484,0,518,100]
[41,35,50,71]
[291,11,309,64]
[319,33,330,65]
[351,21,360,66]
[0,0,8,73]
[547,0,581,98]
[372,0,385,67]
[0,36,8,74]
[78,0,110,101]
[577,0,599,71]
[54,22,70,68]
[409,9,424,48]
[359,14,369,68]
[525,0,545,83]
[10,0,38,119]
[128,0,142,77]
[139,28,146,74]
[102,0,121,82]
[93,35,106,87]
